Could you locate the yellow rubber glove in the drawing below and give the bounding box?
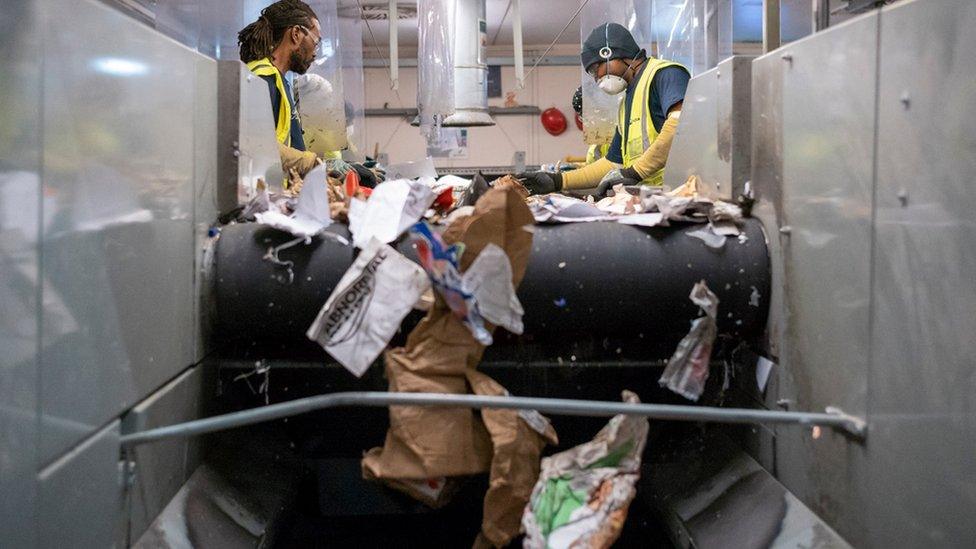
[628,111,680,179]
[278,143,321,178]
[560,157,617,191]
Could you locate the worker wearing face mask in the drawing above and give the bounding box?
[519,23,689,196]
[238,0,324,179]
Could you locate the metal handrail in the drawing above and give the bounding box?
[119,391,866,447]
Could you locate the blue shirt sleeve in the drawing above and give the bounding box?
[605,129,623,164]
[649,66,690,132]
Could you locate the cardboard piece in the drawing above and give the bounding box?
[362,186,553,546]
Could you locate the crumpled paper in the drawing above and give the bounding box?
[411,222,525,344]
[347,178,436,249]
[254,163,332,238]
[594,184,641,215]
[658,280,719,401]
[522,391,649,549]
[306,237,430,377]
[363,186,554,547]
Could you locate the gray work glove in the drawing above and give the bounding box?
[595,166,640,197]
[516,171,563,196]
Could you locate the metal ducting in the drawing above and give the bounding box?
[426,0,495,127]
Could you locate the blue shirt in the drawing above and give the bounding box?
[605,63,689,164]
[259,73,306,151]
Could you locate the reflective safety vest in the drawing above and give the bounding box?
[586,143,610,164]
[246,57,293,147]
[618,58,688,186]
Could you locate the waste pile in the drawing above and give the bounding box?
[215,160,755,547]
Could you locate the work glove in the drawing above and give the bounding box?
[278,143,321,178]
[516,171,563,196]
[324,157,353,177]
[350,162,378,188]
[595,166,640,197]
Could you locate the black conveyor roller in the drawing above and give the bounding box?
[215,219,769,360]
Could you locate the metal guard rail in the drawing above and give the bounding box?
[120,392,867,447]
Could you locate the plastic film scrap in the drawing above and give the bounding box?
[658,280,719,401]
[522,391,650,549]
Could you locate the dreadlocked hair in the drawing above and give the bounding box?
[238,0,318,63]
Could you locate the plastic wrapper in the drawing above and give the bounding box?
[522,391,649,549]
[579,2,649,146]
[658,280,719,400]
[338,5,366,161]
[417,0,456,145]
[296,0,347,155]
[306,237,430,377]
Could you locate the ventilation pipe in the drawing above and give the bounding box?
[441,0,494,126]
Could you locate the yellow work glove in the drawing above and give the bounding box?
[278,143,321,178]
[628,111,680,179]
[560,157,617,191]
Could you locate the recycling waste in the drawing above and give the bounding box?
[215,158,758,547]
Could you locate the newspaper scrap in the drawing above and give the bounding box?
[528,194,611,224]
[658,280,720,401]
[594,184,641,215]
[306,237,430,377]
[410,222,524,344]
[347,178,436,249]
[254,163,332,239]
[522,391,650,549]
[708,201,744,237]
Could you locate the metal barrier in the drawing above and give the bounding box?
[120,391,867,447]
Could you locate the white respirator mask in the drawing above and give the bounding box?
[598,73,628,95]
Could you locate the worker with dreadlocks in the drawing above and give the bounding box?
[519,23,689,196]
[238,0,343,183]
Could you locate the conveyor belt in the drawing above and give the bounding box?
[214,219,769,360]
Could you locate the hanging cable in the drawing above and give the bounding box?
[522,0,592,82]
[356,0,405,107]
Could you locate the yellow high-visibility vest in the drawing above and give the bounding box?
[618,58,688,186]
[586,143,610,164]
[246,57,292,147]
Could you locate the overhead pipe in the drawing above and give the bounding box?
[441,0,495,126]
[512,0,524,89]
[389,0,399,90]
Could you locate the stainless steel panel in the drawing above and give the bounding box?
[39,0,200,462]
[776,12,879,543]
[868,0,976,545]
[750,51,785,361]
[121,366,206,541]
[666,56,753,200]
[665,66,722,196]
[194,56,219,359]
[38,420,124,548]
[718,55,754,198]
[0,1,41,545]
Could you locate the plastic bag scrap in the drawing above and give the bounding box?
[362,186,553,547]
[410,221,526,344]
[594,184,641,215]
[522,391,650,549]
[254,163,332,239]
[306,237,430,377]
[347,178,436,249]
[658,280,720,401]
[527,194,611,224]
[416,0,456,144]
